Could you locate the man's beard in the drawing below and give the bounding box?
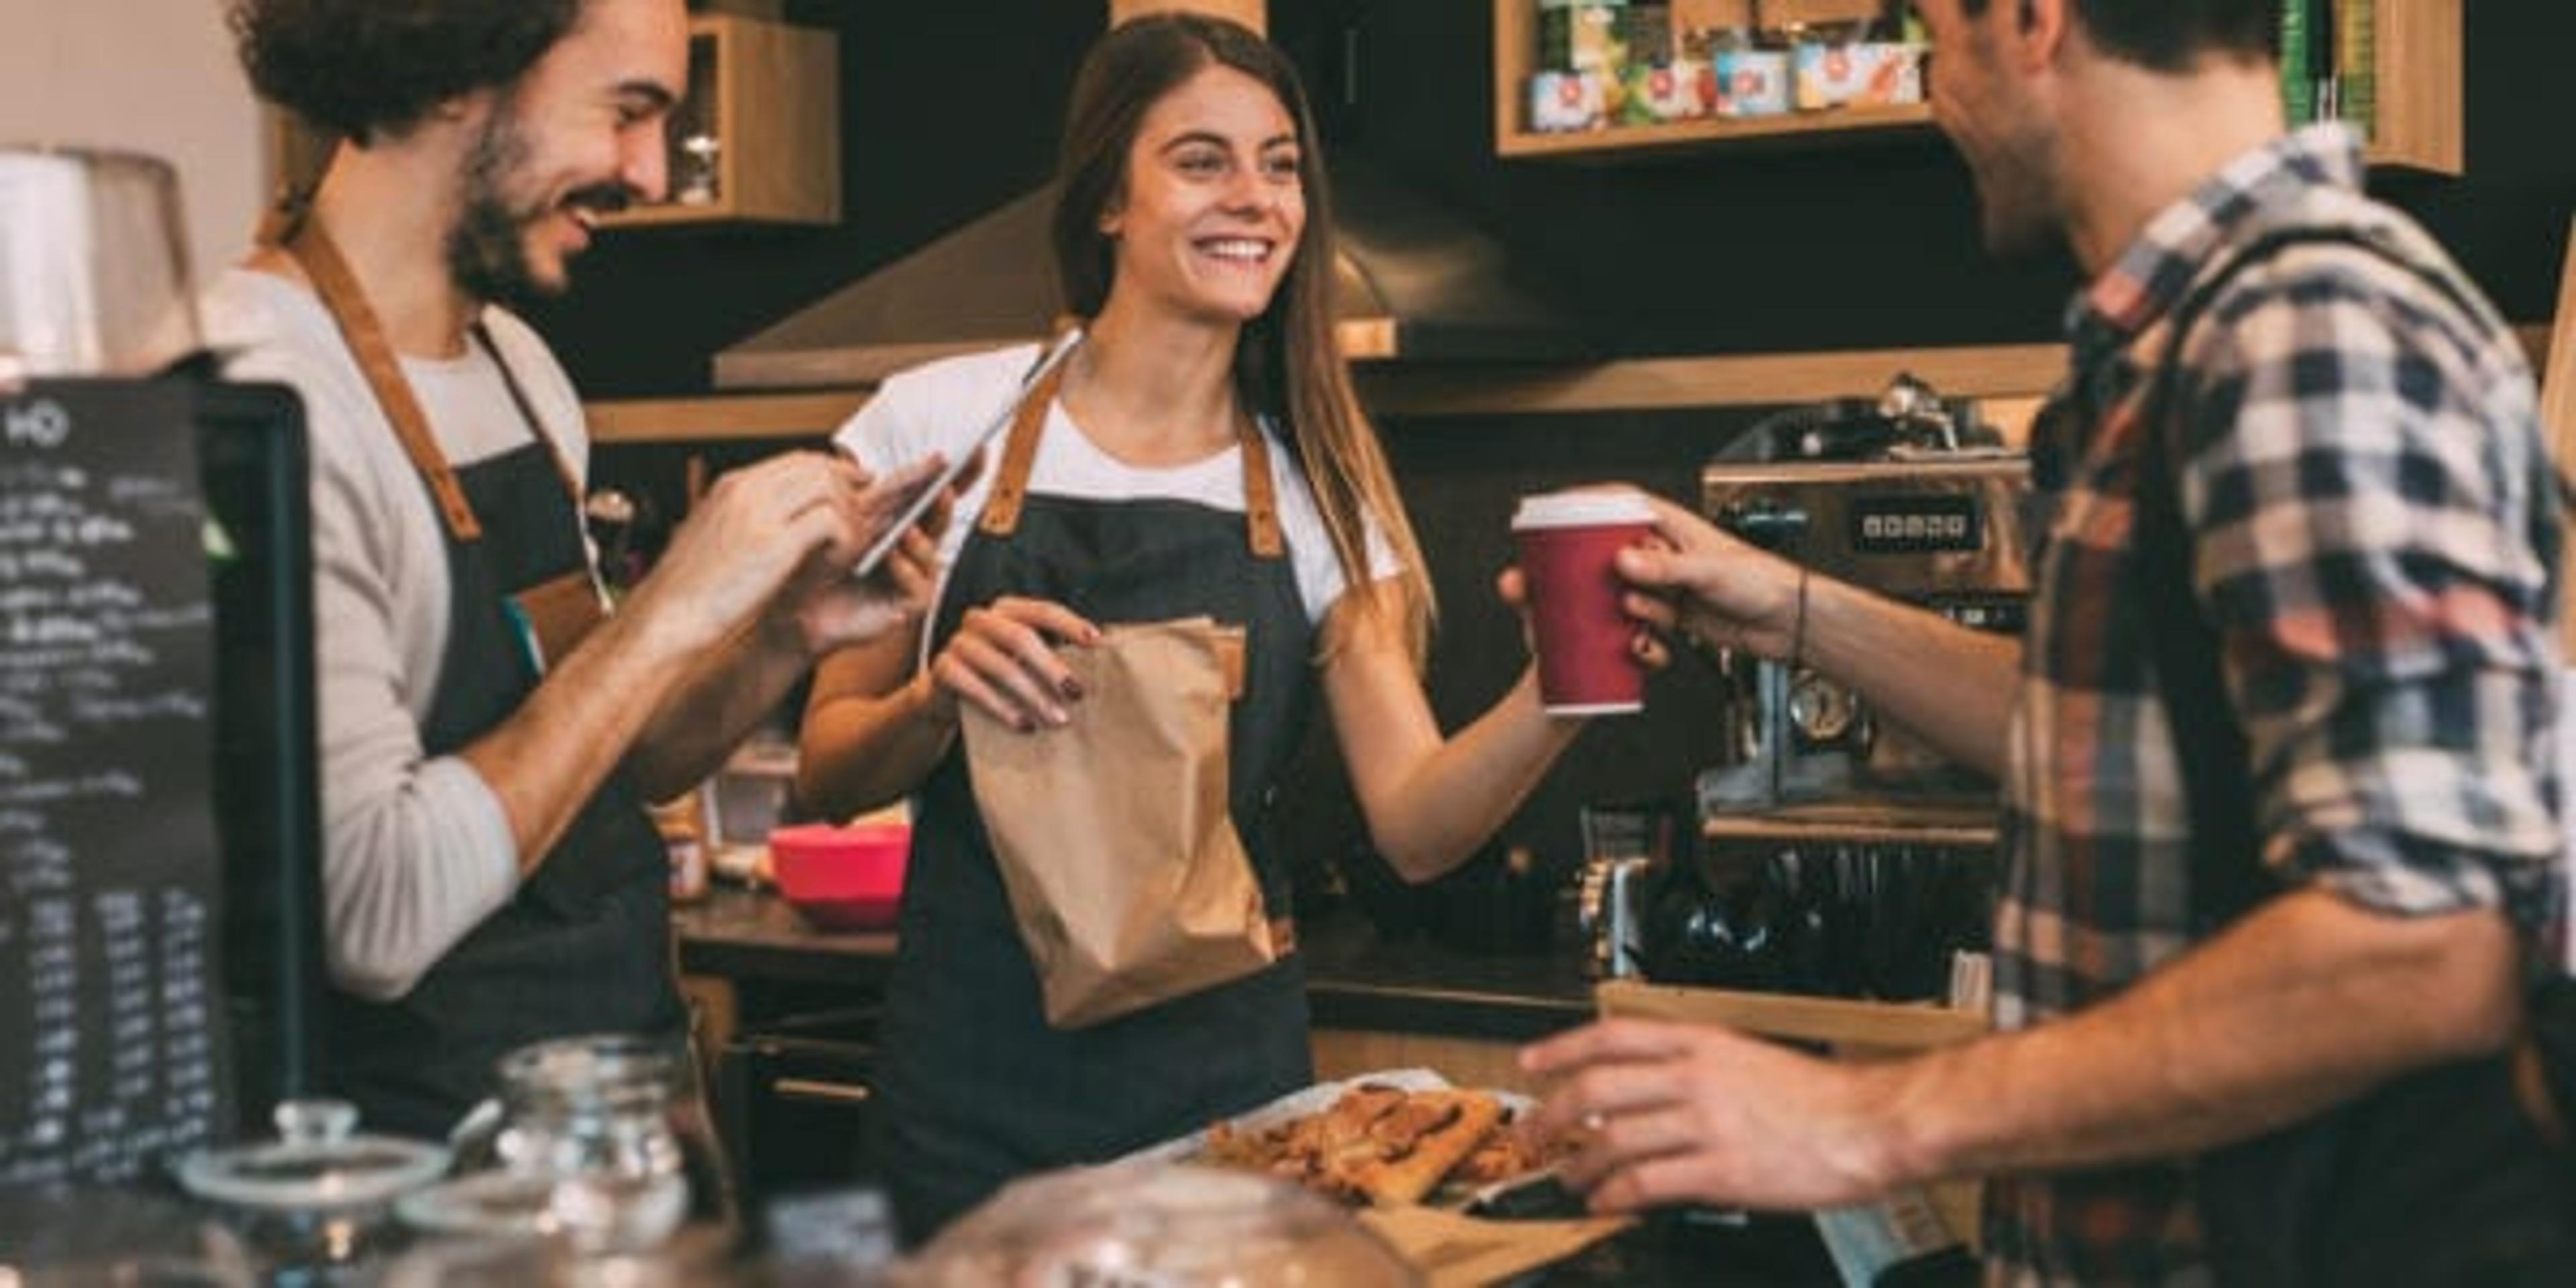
[1963,126,2068,264]
[445,111,552,309]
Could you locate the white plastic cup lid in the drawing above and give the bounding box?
[1511,488,1656,531]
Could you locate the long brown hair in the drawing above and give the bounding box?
[1051,13,1434,667]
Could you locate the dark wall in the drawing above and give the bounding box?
[568,1,2576,899]
[544,1,2576,394]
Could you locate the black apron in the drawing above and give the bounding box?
[871,358,1320,1242]
[268,211,682,1139]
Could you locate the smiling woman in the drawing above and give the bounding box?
[797,11,1639,1247]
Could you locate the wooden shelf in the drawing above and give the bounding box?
[587,390,868,443]
[588,326,2550,443]
[1356,341,2065,419]
[1499,103,1935,161]
[1493,0,1937,161]
[1701,799,2000,849]
[598,13,839,229]
[1597,979,1986,1053]
[1495,0,2462,175]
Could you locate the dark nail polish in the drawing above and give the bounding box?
[1060,677,1083,700]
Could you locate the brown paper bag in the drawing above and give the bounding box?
[962,617,1281,1028]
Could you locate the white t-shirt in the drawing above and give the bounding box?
[833,342,1403,647]
[203,268,591,1003]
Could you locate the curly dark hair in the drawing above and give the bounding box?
[228,0,585,143]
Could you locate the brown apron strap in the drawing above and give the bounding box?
[268,203,484,541]
[1236,413,1285,561]
[979,344,1289,564]
[472,322,586,506]
[975,353,1068,539]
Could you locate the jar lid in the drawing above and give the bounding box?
[174,1099,451,1213]
[394,1170,567,1240]
[497,1033,678,1095]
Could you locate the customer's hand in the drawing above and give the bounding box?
[629,451,946,657]
[1521,1018,1900,1214]
[929,596,1101,733]
[1613,494,1803,663]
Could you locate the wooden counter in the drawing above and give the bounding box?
[671,886,1596,1093]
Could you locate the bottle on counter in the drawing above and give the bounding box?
[651,792,710,905]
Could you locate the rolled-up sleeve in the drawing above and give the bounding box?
[2179,254,2565,947]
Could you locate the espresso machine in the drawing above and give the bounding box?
[1584,378,2032,1002]
[1696,435,2033,815]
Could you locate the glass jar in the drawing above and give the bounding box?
[484,1034,692,1254]
[172,1097,451,1281]
[674,133,720,206]
[893,1163,1418,1287]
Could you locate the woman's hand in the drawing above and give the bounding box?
[929,596,1102,733]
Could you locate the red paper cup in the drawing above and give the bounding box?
[1513,489,1656,716]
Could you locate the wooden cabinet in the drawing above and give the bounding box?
[2361,0,2463,175]
[262,12,840,227]
[600,13,839,229]
[1493,0,2463,175]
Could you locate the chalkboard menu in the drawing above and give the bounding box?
[0,379,230,1184]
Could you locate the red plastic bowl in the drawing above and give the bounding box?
[768,822,909,931]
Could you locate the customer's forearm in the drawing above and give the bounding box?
[1799,576,2022,777]
[1872,890,2522,1184]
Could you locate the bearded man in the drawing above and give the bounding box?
[212,0,943,1137]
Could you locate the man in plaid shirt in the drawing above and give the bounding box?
[1523,0,2568,1281]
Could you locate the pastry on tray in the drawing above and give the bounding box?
[1200,1081,1520,1207]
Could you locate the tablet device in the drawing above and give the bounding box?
[847,331,1083,580]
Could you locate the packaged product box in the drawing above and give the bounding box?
[1529,70,1609,132]
[1794,39,1921,110]
[1617,4,1675,64]
[1623,60,1712,124]
[1846,43,1925,107]
[1536,4,1629,75]
[1715,47,1791,117]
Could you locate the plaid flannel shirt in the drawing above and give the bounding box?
[1983,125,2567,1285]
